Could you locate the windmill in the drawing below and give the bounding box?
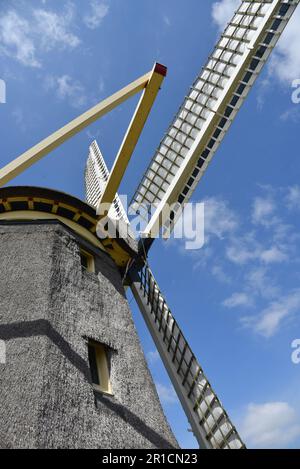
[0,0,298,450]
[88,0,299,449]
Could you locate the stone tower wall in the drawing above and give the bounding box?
[0,221,178,449]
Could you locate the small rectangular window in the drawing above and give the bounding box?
[88,341,112,395]
[80,249,95,273]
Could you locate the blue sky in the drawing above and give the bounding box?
[1,0,300,449]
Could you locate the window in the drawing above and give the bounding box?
[80,249,95,273]
[88,341,112,395]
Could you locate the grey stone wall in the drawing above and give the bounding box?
[0,221,178,449]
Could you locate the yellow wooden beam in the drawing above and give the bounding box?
[0,70,152,187]
[97,63,167,216]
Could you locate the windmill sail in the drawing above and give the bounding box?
[130,264,245,449]
[85,140,129,222]
[130,0,299,237]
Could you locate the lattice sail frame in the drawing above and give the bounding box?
[131,0,299,237]
[85,140,129,222]
[131,264,245,449]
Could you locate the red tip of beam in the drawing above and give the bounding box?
[154,63,167,77]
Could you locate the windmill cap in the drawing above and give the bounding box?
[154,63,167,77]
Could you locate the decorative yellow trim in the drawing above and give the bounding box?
[101,237,132,267]
[0,194,135,267]
[51,203,59,214]
[0,210,105,252]
[73,212,82,222]
[1,200,11,211]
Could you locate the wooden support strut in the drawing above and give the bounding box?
[0,63,166,189]
[97,63,167,218]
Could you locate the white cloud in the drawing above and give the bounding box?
[0,11,40,67]
[269,6,300,83]
[226,234,259,265]
[252,197,277,227]
[84,1,109,30]
[241,402,300,448]
[45,75,87,108]
[227,240,287,266]
[286,185,300,211]
[211,264,231,284]
[178,197,237,254]
[280,107,300,123]
[191,245,214,271]
[187,187,300,337]
[204,197,239,241]
[244,290,300,338]
[246,267,279,301]
[212,0,239,31]
[260,246,287,264]
[226,237,288,267]
[223,292,253,309]
[11,107,27,132]
[146,350,160,365]
[163,16,171,28]
[0,6,80,68]
[185,185,300,339]
[98,77,105,95]
[155,382,178,405]
[33,7,80,50]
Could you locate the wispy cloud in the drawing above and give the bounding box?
[186,185,300,338]
[251,197,277,227]
[280,107,300,123]
[269,6,300,84]
[163,16,171,28]
[260,246,287,264]
[226,233,260,265]
[241,402,300,448]
[243,290,300,338]
[155,382,178,405]
[222,292,253,309]
[0,6,80,68]
[146,349,160,365]
[0,11,41,68]
[33,6,80,50]
[212,0,240,31]
[11,107,27,132]
[45,74,87,109]
[286,185,300,211]
[84,0,109,30]
[204,197,239,241]
[211,264,231,284]
[246,267,279,301]
[225,234,287,267]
